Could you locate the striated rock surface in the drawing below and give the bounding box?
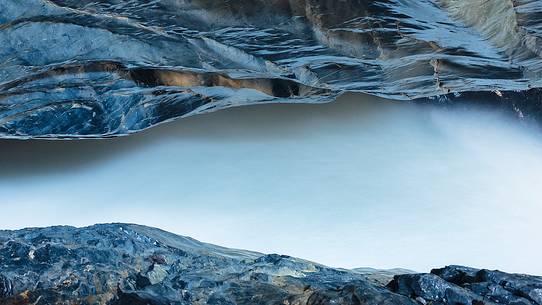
[0,224,541,305]
[1,0,542,138]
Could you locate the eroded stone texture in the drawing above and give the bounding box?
[0,0,541,138]
[389,266,542,305]
[0,224,541,305]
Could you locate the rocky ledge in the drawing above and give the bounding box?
[2,0,542,138]
[0,224,540,305]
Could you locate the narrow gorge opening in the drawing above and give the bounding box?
[2,93,541,274]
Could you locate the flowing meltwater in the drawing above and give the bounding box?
[1,94,541,274]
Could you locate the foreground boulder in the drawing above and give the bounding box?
[0,224,540,305]
[388,266,542,305]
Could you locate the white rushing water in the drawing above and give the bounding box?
[1,93,541,274]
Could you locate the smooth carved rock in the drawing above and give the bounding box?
[0,224,541,305]
[0,0,541,138]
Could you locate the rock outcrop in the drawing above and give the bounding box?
[1,0,541,138]
[0,224,540,305]
[388,265,542,305]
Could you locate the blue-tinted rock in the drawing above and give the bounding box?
[0,0,541,138]
[388,265,542,305]
[0,224,541,305]
[0,275,13,298]
[0,224,400,304]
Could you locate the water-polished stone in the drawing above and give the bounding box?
[0,0,541,138]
